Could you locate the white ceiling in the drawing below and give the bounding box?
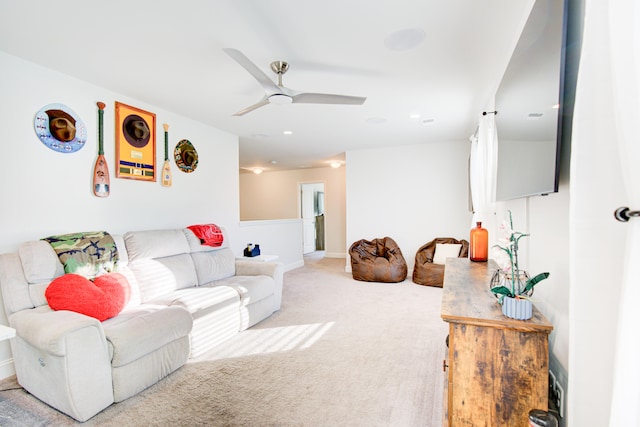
[0,0,535,173]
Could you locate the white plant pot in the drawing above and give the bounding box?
[501,296,533,320]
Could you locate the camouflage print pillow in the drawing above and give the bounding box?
[42,231,119,279]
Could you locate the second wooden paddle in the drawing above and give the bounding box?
[162,123,172,187]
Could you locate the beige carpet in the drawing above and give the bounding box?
[0,256,448,426]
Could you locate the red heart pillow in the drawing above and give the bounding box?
[45,273,130,321]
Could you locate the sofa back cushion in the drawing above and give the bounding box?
[1,226,236,317]
[190,250,236,284]
[124,229,198,302]
[124,229,190,261]
[184,228,235,284]
[0,252,40,316]
[19,240,65,284]
[128,255,198,302]
[0,236,134,316]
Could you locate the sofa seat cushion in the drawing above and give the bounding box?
[211,275,275,306]
[149,287,240,320]
[102,305,192,368]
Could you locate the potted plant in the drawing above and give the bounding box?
[490,210,549,320]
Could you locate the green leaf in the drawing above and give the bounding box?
[523,272,550,293]
[491,286,514,297]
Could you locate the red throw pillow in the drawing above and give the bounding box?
[45,273,130,321]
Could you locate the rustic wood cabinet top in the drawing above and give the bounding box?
[441,258,552,333]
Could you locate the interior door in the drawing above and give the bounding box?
[300,183,325,254]
[300,184,316,254]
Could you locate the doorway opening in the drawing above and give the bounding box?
[300,182,325,257]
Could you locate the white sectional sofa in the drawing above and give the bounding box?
[0,227,283,422]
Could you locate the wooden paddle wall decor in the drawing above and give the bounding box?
[162,123,172,187]
[93,102,110,197]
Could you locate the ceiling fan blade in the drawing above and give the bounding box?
[223,48,281,94]
[233,97,270,116]
[292,93,367,105]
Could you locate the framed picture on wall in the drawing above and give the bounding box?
[115,102,156,181]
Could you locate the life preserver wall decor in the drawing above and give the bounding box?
[115,101,156,181]
[34,103,87,153]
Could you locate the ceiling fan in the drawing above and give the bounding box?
[223,48,367,116]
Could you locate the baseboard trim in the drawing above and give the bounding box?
[0,357,16,380]
[324,252,346,259]
[284,260,304,272]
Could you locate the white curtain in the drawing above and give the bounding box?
[607,0,640,425]
[469,111,498,233]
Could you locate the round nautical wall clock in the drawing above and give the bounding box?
[34,103,87,153]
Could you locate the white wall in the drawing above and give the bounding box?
[501,182,570,411]
[346,141,472,272]
[237,219,304,271]
[0,51,241,378]
[494,118,572,391]
[240,166,346,258]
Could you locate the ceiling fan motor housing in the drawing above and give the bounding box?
[270,61,289,75]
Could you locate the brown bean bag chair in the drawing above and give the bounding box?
[349,237,408,283]
[412,237,469,287]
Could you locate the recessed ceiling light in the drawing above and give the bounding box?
[253,168,263,175]
[409,113,421,119]
[330,162,342,169]
[384,28,426,51]
[283,130,293,135]
[270,160,277,164]
[366,117,387,125]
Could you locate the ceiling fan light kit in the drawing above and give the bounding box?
[223,48,366,116]
[268,94,293,105]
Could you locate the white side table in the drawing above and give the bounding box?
[0,324,16,341]
[237,254,279,262]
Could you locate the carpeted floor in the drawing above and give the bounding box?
[0,256,448,426]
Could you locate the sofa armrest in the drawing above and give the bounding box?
[234,260,281,277]
[10,307,105,356]
[234,260,284,311]
[9,307,114,422]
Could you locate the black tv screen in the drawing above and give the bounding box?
[494,0,573,200]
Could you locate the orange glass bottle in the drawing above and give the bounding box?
[469,221,488,262]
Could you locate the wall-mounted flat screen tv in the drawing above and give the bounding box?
[495,0,575,200]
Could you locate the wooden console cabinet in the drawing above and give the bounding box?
[441,258,553,426]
